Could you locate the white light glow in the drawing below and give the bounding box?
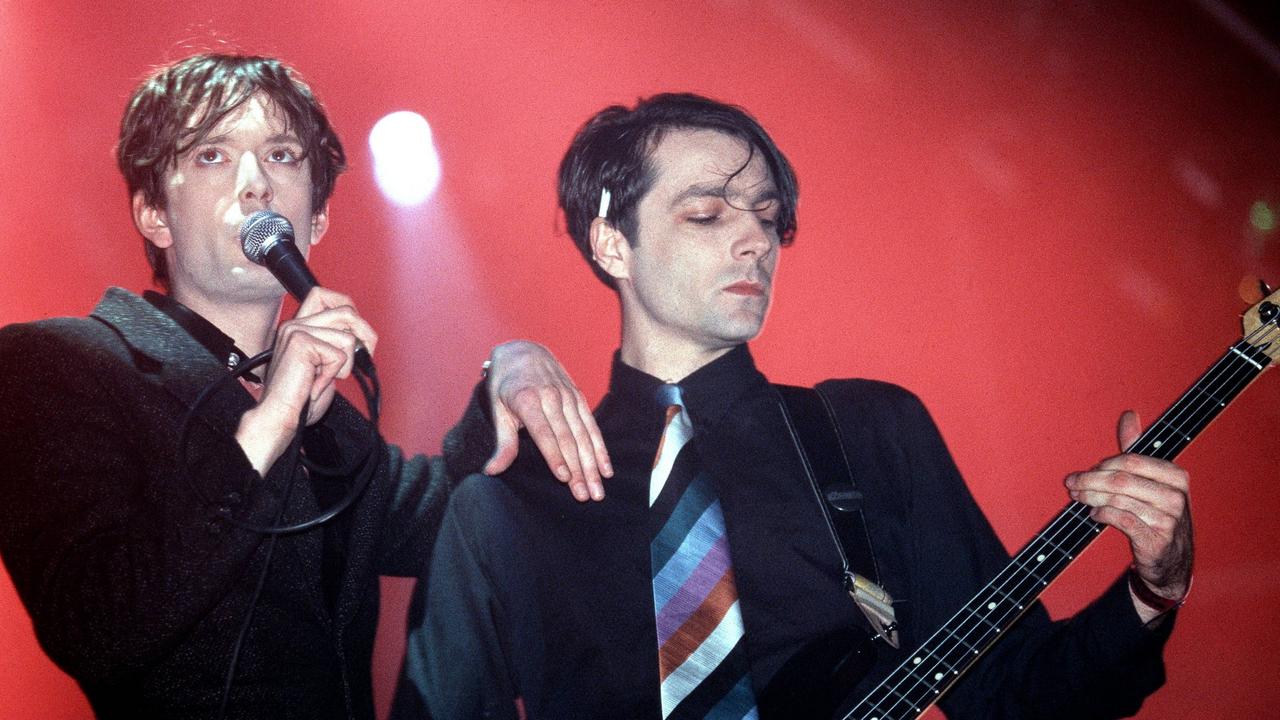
[369,111,441,206]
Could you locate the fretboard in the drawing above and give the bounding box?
[841,338,1273,720]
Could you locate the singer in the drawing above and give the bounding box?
[0,53,609,719]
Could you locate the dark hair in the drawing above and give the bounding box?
[117,53,347,288]
[557,93,798,288]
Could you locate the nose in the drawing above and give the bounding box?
[732,213,774,261]
[236,152,273,207]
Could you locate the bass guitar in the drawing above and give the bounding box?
[839,287,1280,720]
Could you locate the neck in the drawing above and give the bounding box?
[169,286,283,357]
[619,331,737,383]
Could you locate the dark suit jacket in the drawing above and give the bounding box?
[0,288,482,719]
[395,347,1172,720]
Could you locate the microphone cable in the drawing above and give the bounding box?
[178,346,381,533]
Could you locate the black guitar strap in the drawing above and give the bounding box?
[774,384,899,647]
[774,384,880,585]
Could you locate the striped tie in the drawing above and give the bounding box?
[649,384,758,720]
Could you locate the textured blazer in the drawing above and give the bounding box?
[0,288,481,719]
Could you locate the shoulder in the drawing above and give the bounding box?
[0,315,122,353]
[451,472,525,516]
[0,316,131,385]
[440,473,534,560]
[812,378,929,420]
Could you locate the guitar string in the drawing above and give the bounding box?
[851,321,1277,719]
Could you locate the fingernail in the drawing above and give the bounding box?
[602,461,614,477]
[556,465,571,482]
[590,483,605,501]
[572,484,589,502]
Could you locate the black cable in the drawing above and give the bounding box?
[215,403,305,719]
[177,347,381,534]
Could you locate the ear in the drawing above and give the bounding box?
[589,216,631,282]
[309,203,330,246]
[131,192,172,249]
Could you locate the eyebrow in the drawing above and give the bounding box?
[667,181,780,210]
[191,131,303,147]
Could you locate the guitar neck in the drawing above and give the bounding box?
[841,337,1273,720]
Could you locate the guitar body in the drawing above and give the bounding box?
[758,626,877,719]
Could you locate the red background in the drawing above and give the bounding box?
[2,2,1278,717]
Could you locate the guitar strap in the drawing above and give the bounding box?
[774,384,900,648]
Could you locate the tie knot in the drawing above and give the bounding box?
[655,383,684,411]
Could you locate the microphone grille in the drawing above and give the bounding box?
[240,210,295,264]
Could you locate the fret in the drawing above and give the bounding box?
[839,323,1276,720]
[1230,344,1264,370]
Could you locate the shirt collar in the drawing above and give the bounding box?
[142,291,258,380]
[605,344,769,429]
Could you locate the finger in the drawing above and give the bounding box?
[297,287,358,317]
[1069,484,1179,535]
[484,415,520,476]
[1092,452,1190,493]
[263,330,347,425]
[288,305,378,358]
[280,324,359,379]
[308,342,346,400]
[558,389,604,500]
[535,387,591,500]
[1067,466,1188,512]
[576,391,613,478]
[1087,504,1165,548]
[1116,409,1141,453]
[509,388,576,489]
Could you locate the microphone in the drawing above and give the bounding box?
[240,210,373,372]
[240,210,318,302]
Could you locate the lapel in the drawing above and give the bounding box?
[90,287,256,429]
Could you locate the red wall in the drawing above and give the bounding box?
[2,2,1277,717]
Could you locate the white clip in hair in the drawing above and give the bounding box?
[597,187,612,219]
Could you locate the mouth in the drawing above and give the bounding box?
[723,280,767,297]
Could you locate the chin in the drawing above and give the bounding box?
[713,318,766,345]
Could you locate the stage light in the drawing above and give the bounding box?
[1249,200,1275,232]
[369,111,442,206]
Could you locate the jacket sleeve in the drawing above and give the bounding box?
[372,379,498,578]
[0,321,301,684]
[390,475,523,720]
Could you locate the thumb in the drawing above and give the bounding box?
[484,413,519,475]
[1116,409,1141,453]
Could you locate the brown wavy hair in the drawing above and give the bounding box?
[117,54,347,288]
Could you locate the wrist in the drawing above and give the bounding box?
[1128,566,1189,618]
[235,405,294,476]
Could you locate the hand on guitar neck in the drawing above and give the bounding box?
[1064,410,1193,624]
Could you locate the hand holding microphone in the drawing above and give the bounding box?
[234,211,378,475]
[241,211,375,372]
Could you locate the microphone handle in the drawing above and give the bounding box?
[262,241,319,302]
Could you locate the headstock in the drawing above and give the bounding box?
[1242,284,1280,362]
